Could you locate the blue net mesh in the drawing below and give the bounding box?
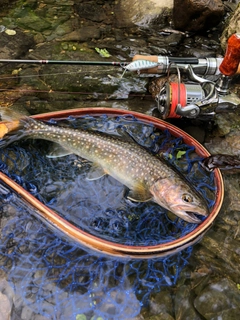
[0,114,215,319]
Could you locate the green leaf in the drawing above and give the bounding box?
[76,314,87,320]
[237,283,240,290]
[176,150,186,159]
[95,47,111,58]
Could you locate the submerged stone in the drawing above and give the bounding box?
[174,285,201,320]
[194,278,240,319]
[149,290,173,316]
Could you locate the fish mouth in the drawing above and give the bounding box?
[171,205,209,223]
[183,211,204,223]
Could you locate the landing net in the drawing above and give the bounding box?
[0,114,216,319]
[0,114,215,246]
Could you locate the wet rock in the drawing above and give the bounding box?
[149,290,173,316]
[74,1,108,23]
[0,0,16,4]
[205,131,240,156]
[147,294,175,319]
[115,0,173,28]
[0,292,11,320]
[204,109,240,156]
[214,112,240,137]
[174,285,201,320]
[6,0,75,42]
[211,308,240,320]
[189,223,240,284]
[32,315,49,320]
[220,3,240,51]
[225,174,240,211]
[21,305,34,320]
[178,33,221,57]
[131,315,145,320]
[0,279,14,320]
[173,0,224,32]
[147,33,184,54]
[14,11,51,32]
[0,28,35,61]
[54,20,74,37]
[194,278,240,320]
[58,26,101,42]
[201,230,240,271]
[147,315,174,320]
[183,47,216,59]
[0,0,17,9]
[93,287,141,319]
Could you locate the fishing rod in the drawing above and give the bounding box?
[0,39,239,76]
[0,57,230,76]
[0,32,239,75]
[0,34,240,119]
[0,59,129,67]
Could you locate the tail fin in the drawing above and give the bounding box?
[0,106,30,122]
[0,117,35,149]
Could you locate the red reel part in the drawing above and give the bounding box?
[159,82,205,119]
[168,83,186,118]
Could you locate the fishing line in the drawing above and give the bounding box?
[0,68,124,80]
[0,68,152,98]
[0,67,151,98]
[0,87,152,98]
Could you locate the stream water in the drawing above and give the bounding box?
[0,1,240,320]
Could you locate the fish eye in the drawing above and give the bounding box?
[182,194,193,203]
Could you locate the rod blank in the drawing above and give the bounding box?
[0,59,128,66]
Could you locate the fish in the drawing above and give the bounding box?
[0,115,208,223]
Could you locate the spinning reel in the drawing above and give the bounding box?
[130,33,240,119]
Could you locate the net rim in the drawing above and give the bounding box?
[0,107,224,259]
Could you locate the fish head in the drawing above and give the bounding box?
[150,177,209,223]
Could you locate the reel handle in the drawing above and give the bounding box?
[219,33,240,76]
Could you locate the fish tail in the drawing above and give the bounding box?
[0,116,37,148]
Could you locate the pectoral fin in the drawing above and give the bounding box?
[47,143,72,158]
[127,185,152,202]
[87,163,107,180]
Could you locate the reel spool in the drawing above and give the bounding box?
[157,82,206,119]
